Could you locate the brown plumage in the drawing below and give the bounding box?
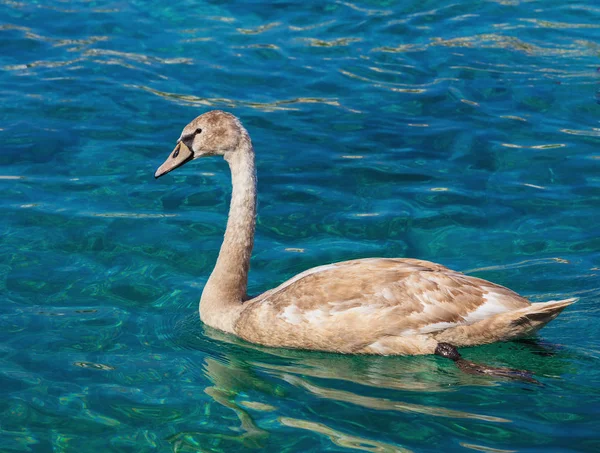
[155,110,576,356]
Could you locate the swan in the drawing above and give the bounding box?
[155,110,576,360]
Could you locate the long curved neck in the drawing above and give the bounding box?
[200,139,256,332]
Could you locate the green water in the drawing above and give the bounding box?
[1,0,599,451]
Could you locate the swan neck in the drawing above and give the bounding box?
[200,140,256,331]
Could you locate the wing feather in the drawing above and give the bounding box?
[235,258,530,351]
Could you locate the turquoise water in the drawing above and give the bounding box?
[1,0,599,451]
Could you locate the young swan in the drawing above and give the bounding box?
[155,111,576,372]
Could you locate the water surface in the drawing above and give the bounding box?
[1,0,599,451]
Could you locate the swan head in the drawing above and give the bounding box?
[155,110,248,179]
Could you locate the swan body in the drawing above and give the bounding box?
[155,110,575,356]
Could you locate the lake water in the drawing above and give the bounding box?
[1,1,599,451]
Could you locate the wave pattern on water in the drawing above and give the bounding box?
[1,0,600,452]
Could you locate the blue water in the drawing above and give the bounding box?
[1,0,599,451]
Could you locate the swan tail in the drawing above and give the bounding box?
[508,298,577,333]
[434,297,577,347]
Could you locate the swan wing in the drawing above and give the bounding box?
[235,258,530,352]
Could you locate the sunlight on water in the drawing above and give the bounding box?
[1,0,599,451]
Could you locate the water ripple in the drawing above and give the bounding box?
[1,0,599,451]
[131,84,352,112]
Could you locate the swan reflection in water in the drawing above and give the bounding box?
[167,319,570,452]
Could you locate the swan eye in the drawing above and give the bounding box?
[180,128,202,149]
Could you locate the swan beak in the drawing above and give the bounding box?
[155,142,194,179]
